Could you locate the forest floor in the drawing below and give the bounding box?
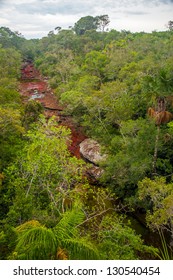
[19,61,86,158]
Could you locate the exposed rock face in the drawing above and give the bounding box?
[86,166,104,180]
[79,138,107,165]
[79,138,107,180]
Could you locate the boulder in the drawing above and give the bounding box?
[79,138,107,165]
[86,165,104,180]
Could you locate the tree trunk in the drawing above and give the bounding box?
[152,125,160,176]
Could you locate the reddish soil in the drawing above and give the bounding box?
[20,61,86,158]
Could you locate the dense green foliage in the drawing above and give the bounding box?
[0,17,173,260]
[0,44,23,170]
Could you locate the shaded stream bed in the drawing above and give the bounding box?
[124,210,172,258]
[127,214,161,248]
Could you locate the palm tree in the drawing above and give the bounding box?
[10,206,99,260]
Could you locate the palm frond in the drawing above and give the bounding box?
[54,206,85,240]
[62,238,99,260]
[16,226,57,259]
[16,220,42,233]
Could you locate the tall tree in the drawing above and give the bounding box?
[73,16,98,35]
[167,20,173,31]
[95,15,110,32]
[5,116,87,225]
[137,176,173,249]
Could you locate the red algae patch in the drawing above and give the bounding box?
[19,61,86,159]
